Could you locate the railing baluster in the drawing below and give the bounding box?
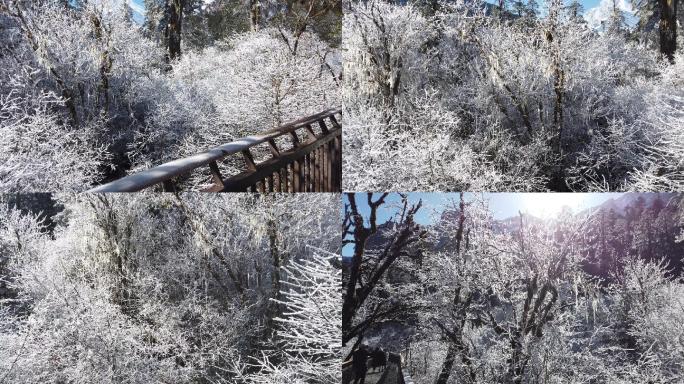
[272,172,279,193]
[267,139,280,158]
[298,159,303,193]
[288,163,294,193]
[324,143,329,191]
[312,147,317,192]
[305,124,317,143]
[289,131,300,148]
[318,119,329,134]
[304,153,310,192]
[329,115,341,129]
[280,167,287,192]
[317,146,322,192]
[334,134,342,190]
[327,140,334,192]
[208,160,225,190]
[88,108,341,193]
[242,149,257,172]
[162,179,176,192]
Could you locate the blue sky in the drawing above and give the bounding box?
[341,193,623,257]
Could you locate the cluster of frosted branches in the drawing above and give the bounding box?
[0,194,341,383]
[236,248,341,384]
[342,0,680,192]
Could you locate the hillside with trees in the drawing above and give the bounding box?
[0,0,341,191]
[342,192,684,383]
[0,193,341,383]
[342,0,683,191]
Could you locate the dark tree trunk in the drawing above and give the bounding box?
[250,0,261,31]
[659,0,678,61]
[435,343,458,384]
[265,218,284,338]
[165,0,183,62]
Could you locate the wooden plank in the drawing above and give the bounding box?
[318,119,330,134]
[327,140,334,192]
[318,146,323,192]
[208,160,224,190]
[273,171,280,192]
[222,132,337,192]
[281,167,288,192]
[323,142,328,192]
[267,139,280,158]
[242,149,257,172]
[298,157,306,192]
[306,152,314,192]
[314,149,321,192]
[305,124,318,144]
[334,134,342,191]
[293,159,302,192]
[329,114,341,129]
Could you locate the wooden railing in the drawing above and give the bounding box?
[88,108,342,192]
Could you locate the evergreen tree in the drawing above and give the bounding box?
[566,0,584,21]
[606,0,627,35]
[526,0,539,18]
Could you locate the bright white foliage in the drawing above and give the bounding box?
[0,193,341,383]
[130,28,340,172]
[237,249,341,384]
[0,2,340,191]
[366,194,684,384]
[342,0,681,192]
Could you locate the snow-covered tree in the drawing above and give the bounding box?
[236,249,341,384]
[0,1,340,191]
[342,0,679,192]
[0,193,341,383]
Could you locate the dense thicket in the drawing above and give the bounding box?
[0,0,341,191]
[342,0,683,191]
[342,193,684,383]
[0,193,341,383]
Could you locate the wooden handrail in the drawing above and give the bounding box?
[88,108,342,192]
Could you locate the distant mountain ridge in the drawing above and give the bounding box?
[494,193,679,224]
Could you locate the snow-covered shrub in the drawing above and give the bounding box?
[343,0,675,192]
[0,1,161,190]
[0,87,105,191]
[625,54,684,191]
[129,28,340,187]
[0,193,341,383]
[614,258,684,380]
[237,249,341,384]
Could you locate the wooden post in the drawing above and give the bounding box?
[162,179,176,192]
[334,134,342,191]
[298,158,306,192]
[329,140,336,192]
[208,160,224,191]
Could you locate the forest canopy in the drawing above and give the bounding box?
[342,192,684,384]
[342,0,683,192]
[0,0,342,192]
[0,193,341,383]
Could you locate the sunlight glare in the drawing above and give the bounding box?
[519,193,591,218]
